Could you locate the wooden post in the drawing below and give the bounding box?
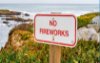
[49,45,61,63]
[49,12,62,63]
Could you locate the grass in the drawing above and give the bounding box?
[0,40,100,63]
[62,40,100,63]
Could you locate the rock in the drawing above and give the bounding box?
[11,11,21,15]
[77,27,99,42]
[78,27,89,41]
[5,17,33,22]
[0,10,21,15]
[24,13,30,16]
[87,24,100,32]
[3,21,9,24]
[91,16,100,26]
[0,10,33,22]
[88,16,100,32]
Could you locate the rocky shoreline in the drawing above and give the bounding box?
[0,9,33,22]
[0,9,33,50]
[0,9,21,15]
[0,9,100,50]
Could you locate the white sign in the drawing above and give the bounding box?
[34,14,77,47]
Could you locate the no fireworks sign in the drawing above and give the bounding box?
[34,14,77,47]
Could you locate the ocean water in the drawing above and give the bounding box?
[0,4,99,12]
[0,4,99,49]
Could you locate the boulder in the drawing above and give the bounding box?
[87,24,99,32]
[88,16,100,32]
[24,13,30,16]
[3,21,9,24]
[77,27,99,42]
[91,16,100,26]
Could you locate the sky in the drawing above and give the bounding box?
[0,0,99,4]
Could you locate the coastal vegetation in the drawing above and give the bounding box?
[0,10,100,63]
[77,12,100,28]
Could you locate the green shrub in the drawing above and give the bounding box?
[78,12,100,28]
[21,34,30,40]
